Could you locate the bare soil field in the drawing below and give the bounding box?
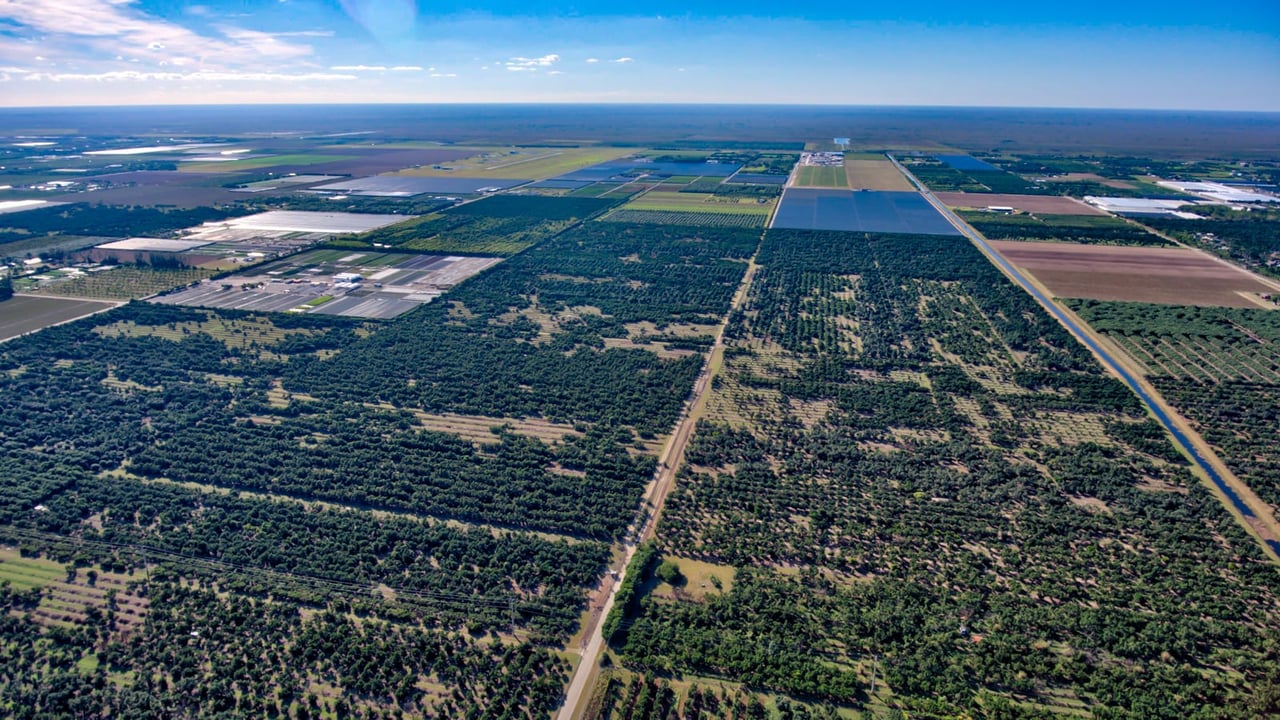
[0,295,117,341]
[991,240,1278,307]
[844,158,914,191]
[937,192,1106,215]
[52,184,242,208]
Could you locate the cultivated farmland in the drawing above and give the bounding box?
[29,266,215,300]
[844,156,913,191]
[0,295,117,341]
[936,191,1106,215]
[601,191,774,228]
[1070,299,1280,519]
[793,165,848,188]
[0,217,758,716]
[602,228,1280,718]
[962,211,1171,246]
[991,240,1279,307]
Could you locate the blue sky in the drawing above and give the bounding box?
[0,1,1277,109]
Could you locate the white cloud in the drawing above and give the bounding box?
[612,57,634,63]
[548,70,564,76]
[0,0,315,68]
[506,66,535,72]
[331,65,386,71]
[22,70,357,82]
[505,53,559,69]
[390,65,421,71]
[585,58,598,63]
[430,72,456,78]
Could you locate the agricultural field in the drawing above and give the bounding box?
[5,117,1280,719]
[0,294,117,341]
[960,211,1171,246]
[178,154,354,173]
[0,218,759,716]
[342,195,618,256]
[1069,299,1280,518]
[600,210,767,229]
[793,165,848,188]
[991,240,1279,307]
[1139,207,1280,279]
[600,191,775,228]
[843,155,913,191]
[937,192,1105,215]
[599,228,1280,718]
[26,266,216,300]
[395,147,636,180]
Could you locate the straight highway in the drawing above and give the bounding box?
[888,154,1280,561]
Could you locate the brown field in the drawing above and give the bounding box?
[936,192,1106,215]
[991,241,1280,307]
[844,158,914,191]
[0,295,118,342]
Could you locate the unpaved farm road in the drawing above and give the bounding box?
[555,250,762,720]
[889,154,1280,562]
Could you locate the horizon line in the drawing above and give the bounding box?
[1,102,1278,115]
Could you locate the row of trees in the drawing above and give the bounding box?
[617,227,1280,716]
[0,580,573,719]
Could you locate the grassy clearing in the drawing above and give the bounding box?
[94,314,320,350]
[794,165,848,188]
[0,551,64,590]
[405,410,584,446]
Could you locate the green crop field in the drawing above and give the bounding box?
[600,209,768,228]
[621,192,774,215]
[793,165,848,188]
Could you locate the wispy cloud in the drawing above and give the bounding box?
[505,53,559,72]
[0,0,315,69]
[391,65,422,71]
[430,73,456,78]
[612,57,634,63]
[21,70,357,82]
[331,65,387,71]
[585,58,599,63]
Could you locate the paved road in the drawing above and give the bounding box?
[888,154,1280,561]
